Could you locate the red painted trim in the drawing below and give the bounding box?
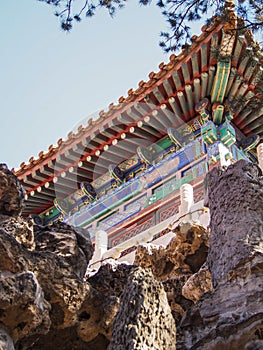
[16,23,224,181]
[108,178,205,239]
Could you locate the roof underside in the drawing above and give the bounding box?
[14,20,263,215]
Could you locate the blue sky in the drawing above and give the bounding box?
[0,1,202,170]
[1,2,262,170]
[0,0,168,169]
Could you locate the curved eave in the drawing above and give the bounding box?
[14,19,263,214]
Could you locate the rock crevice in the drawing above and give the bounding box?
[0,160,262,349]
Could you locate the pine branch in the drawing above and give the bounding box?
[37,0,263,52]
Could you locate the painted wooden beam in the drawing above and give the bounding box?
[163,79,174,96]
[23,175,42,186]
[207,66,216,96]
[237,48,251,75]
[248,123,263,135]
[168,97,183,119]
[250,66,263,86]
[201,44,208,71]
[171,71,183,90]
[244,114,263,132]
[201,72,208,98]
[235,83,249,100]
[239,107,263,128]
[234,90,255,116]
[191,53,199,78]
[232,35,245,66]
[177,91,189,117]
[160,103,177,126]
[228,75,242,100]
[235,102,255,126]
[209,33,219,65]
[181,62,191,84]
[212,104,224,125]
[225,67,237,97]
[220,32,235,57]
[185,85,194,113]
[244,58,259,82]
[31,169,50,181]
[211,58,231,103]
[193,78,201,104]
[152,86,165,103]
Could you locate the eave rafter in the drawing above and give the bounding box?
[14,18,263,215]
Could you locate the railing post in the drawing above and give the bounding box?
[257,143,263,173]
[179,183,194,218]
[89,230,108,268]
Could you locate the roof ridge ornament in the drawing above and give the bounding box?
[224,0,235,11]
[222,0,237,32]
[210,0,237,105]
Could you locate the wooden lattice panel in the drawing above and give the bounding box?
[159,204,180,222]
[111,216,155,247]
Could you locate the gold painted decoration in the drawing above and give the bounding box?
[54,198,71,216]
[137,146,153,165]
[211,58,231,104]
[167,127,184,148]
[109,165,125,182]
[92,172,112,189]
[201,121,218,146]
[218,121,236,147]
[240,135,261,152]
[195,98,211,124]
[80,182,97,200]
[118,155,139,172]
[212,103,225,125]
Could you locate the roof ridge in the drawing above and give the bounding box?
[13,19,232,176]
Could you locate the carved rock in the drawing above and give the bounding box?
[0,219,118,350]
[88,261,135,297]
[108,267,176,350]
[76,262,136,342]
[245,339,263,350]
[162,275,193,325]
[76,290,119,342]
[182,263,212,303]
[135,222,209,278]
[0,215,35,250]
[0,166,121,349]
[26,329,110,350]
[34,222,93,279]
[205,160,263,286]
[134,223,210,323]
[178,160,263,349]
[0,327,14,350]
[0,164,25,216]
[0,157,262,350]
[0,271,50,343]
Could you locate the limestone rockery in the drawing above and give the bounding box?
[0,160,262,349]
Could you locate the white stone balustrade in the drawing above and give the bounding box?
[179,184,194,219]
[89,184,210,268]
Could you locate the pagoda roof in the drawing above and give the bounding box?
[13,14,263,215]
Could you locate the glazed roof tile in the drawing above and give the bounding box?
[13,16,263,209]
